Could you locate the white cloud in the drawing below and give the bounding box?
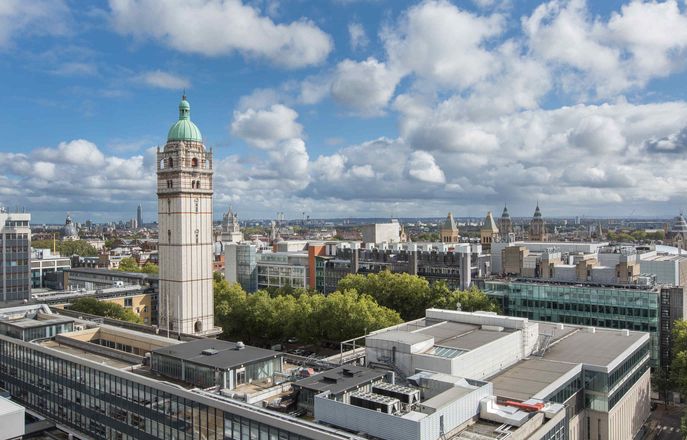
[0,0,70,48]
[383,0,504,89]
[109,0,333,68]
[330,58,400,115]
[35,140,106,167]
[348,22,368,50]
[523,0,687,97]
[137,70,190,90]
[406,151,445,184]
[231,104,303,149]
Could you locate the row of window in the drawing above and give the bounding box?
[0,339,314,440]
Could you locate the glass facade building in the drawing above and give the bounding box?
[0,335,354,440]
[484,281,660,366]
[236,244,258,293]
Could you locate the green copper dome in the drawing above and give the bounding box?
[167,96,202,142]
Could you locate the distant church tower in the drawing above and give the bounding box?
[480,211,499,252]
[440,212,459,243]
[499,205,513,236]
[157,96,216,335]
[529,203,547,241]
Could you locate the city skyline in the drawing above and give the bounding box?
[2,0,687,223]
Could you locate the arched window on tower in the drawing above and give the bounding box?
[168,158,174,168]
[191,157,198,168]
[196,180,201,189]
[191,181,195,189]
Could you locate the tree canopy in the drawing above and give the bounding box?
[68,297,142,324]
[213,276,402,345]
[336,271,499,321]
[117,257,158,274]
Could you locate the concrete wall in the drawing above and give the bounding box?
[607,369,650,440]
[449,331,524,380]
[0,397,25,440]
[315,394,420,440]
[314,382,491,440]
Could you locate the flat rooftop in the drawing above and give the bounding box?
[370,318,516,354]
[293,366,386,395]
[489,358,579,401]
[541,328,647,368]
[152,339,281,370]
[40,340,135,369]
[0,314,73,329]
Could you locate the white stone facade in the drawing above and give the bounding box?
[157,139,215,335]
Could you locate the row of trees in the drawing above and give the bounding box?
[31,239,98,257]
[214,271,500,345]
[607,230,665,242]
[118,257,159,274]
[214,275,402,345]
[337,271,499,321]
[68,298,142,323]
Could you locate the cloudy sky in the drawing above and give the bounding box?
[2,0,687,224]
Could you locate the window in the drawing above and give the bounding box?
[168,158,174,168]
[167,200,171,214]
[124,298,133,307]
[195,229,199,244]
[191,157,198,167]
[168,230,171,244]
[195,199,199,213]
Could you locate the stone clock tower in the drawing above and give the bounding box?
[157,96,216,335]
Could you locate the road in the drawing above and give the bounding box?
[646,403,682,440]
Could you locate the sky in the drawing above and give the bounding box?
[2,0,687,224]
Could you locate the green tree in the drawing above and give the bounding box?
[141,263,159,274]
[68,297,142,324]
[337,271,499,320]
[118,257,141,272]
[212,280,402,345]
[337,271,431,321]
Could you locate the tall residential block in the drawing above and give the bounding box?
[0,211,31,302]
[157,96,215,335]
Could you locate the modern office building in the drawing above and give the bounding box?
[137,204,143,229]
[0,304,361,440]
[225,243,258,292]
[482,279,686,369]
[325,309,650,440]
[0,210,31,302]
[152,339,283,389]
[256,252,309,290]
[0,303,650,440]
[30,248,71,289]
[157,96,216,335]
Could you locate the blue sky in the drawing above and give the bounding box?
[2,0,687,224]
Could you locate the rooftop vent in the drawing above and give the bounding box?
[202,348,219,356]
[236,341,245,350]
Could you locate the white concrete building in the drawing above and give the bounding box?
[317,309,651,440]
[361,221,401,244]
[157,96,216,336]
